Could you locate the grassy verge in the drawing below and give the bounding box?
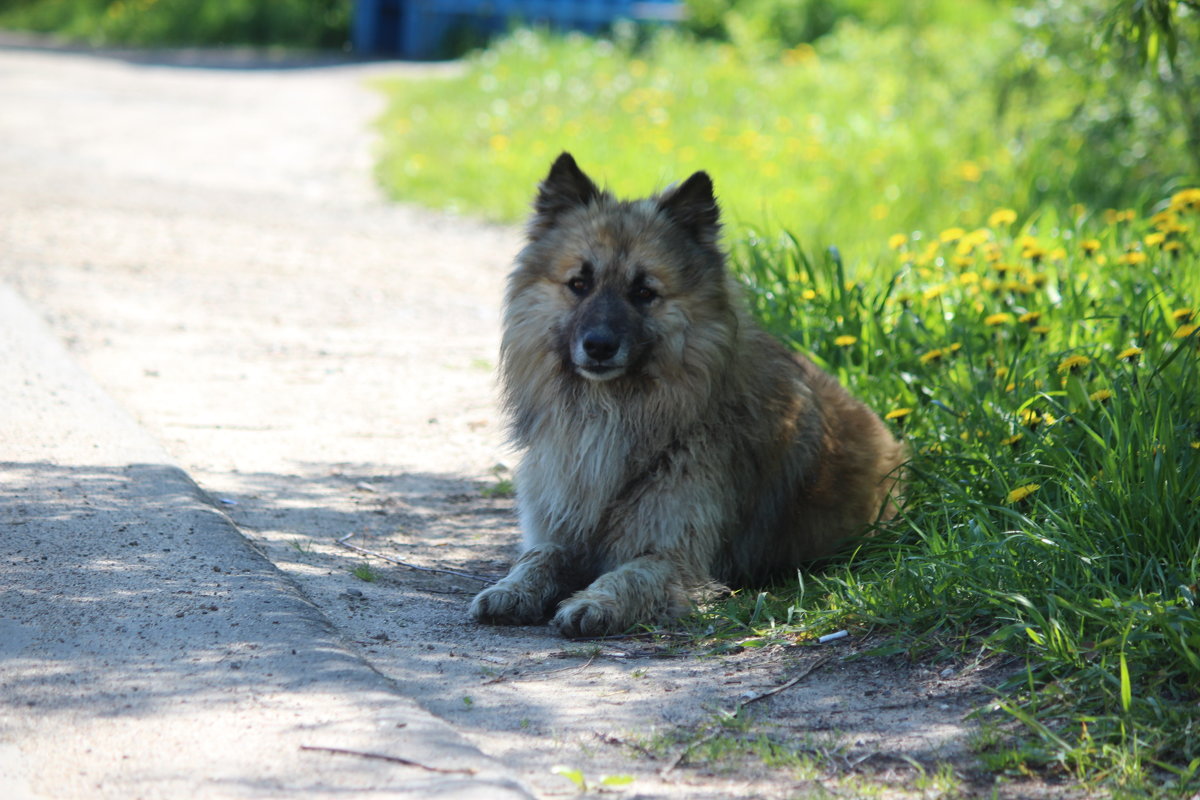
[374,18,1190,262]
[725,193,1200,794]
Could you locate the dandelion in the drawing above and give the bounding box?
[1007,484,1040,503]
[834,335,858,347]
[919,348,946,364]
[1018,311,1042,324]
[1089,389,1113,404]
[939,227,966,243]
[1081,239,1101,255]
[1031,325,1051,337]
[985,312,1013,326]
[885,408,912,422]
[1118,251,1147,266]
[1057,354,1092,375]
[989,208,1018,227]
[1022,243,1046,262]
[1169,188,1200,212]
[1145,232,1167,248]
[1019,408,1042,428]
[1174,323,1199,339]
[1001,433,1024,447]
[1172,309,1196,323]
[1116,346,1143,362]
[1164,241,1183,255]
[888,233,907,250]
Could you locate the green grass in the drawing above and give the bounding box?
[723,193,1200,793]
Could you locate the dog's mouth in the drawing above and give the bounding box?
[576,363,626,382]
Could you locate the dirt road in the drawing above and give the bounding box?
[0,42,1042,799]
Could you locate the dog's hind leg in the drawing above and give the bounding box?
[551,553,695,638]
[470,542,581,625]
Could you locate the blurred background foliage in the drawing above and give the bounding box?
[0,0,350,48]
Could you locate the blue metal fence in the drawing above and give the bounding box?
[353,0,682,59]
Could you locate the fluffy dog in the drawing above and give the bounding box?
[471,153,905,637]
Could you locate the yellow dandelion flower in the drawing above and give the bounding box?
[989,208,1018,227]
[919,348,946,364]
[923,284,947,301]
[1116,346,1143,361]
[1118,251,1147,266]
[953,255,974,269]
[888,233,908,250]
[1192,441,1200,450]
[1057,354,1091,374]
[1081,239,1101,254]
[1019,408,1041,428]
[939,227,966,243]
[1169,187,1200,211]
[985,312,1013,326]
[885,407,912,421]
[1164,241,1183,254]
[1151,210,1178,229]
[802,289,818,300]
[1145,232,1167,247]
[1019,311,1042,324]
[1031,325,1051,337]
[959,161,982,181]
[1007,484,1041,503]
[834,335,858,347]
[1089,389,1113,404]
[1001,433,1024,447]
[1172,308,1196,323]
[1048,247,1067,262]
[1174,323,1199,339]
[958,271,981,286]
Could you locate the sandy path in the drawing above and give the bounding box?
[0,43,1052,799]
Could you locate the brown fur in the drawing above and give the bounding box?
[470,153,906,638]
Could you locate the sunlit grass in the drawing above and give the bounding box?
[720,187,1200,794]
[374,22,1186,263]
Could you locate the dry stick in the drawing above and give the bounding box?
[300,745,477,775]
[660,654,832,778]
[734,654,832,713]
[335,532,497,585]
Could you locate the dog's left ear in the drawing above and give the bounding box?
[658,171,721,246]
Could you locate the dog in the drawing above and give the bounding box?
[470,153,906,638]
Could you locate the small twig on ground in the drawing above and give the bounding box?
[733,654,831,713]
[659,727,723,777]
[335,532,497,584]
[594,730,659,759]
[299,745,477,774]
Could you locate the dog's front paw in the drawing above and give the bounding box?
[470,584,546,625]
[552,594,622,638]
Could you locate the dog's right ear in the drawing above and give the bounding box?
[529,153,600,237]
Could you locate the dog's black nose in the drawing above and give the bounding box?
[582,330,619,362]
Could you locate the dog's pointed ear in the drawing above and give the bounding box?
[658,171,721,246]
[530,153,600,236]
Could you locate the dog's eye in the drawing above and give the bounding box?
[630,285,658,305]
[567,276,591,296]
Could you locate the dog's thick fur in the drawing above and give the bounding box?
[470,153,906,638]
